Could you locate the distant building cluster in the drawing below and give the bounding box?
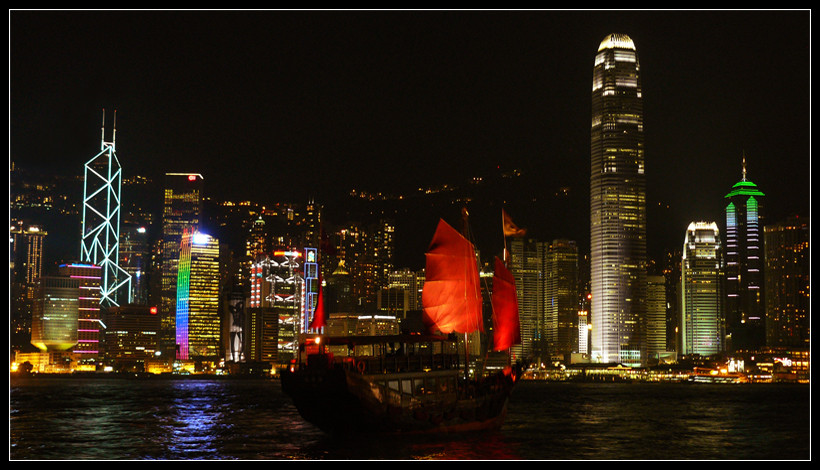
[584,34,809,377]
[9,35,809,381]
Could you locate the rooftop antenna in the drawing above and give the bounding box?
[741,151,747,182]
[100,108,117,151]
[112,109,117,151]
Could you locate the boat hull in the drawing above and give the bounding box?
[281,365,513,435]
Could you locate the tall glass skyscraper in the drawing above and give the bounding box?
[508,237,547,361]
[590,34,647,365]
[680,222,724,356]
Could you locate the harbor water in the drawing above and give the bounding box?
[9,376,810,460]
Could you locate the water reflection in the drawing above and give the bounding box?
[294,429,521,460]
[10,378,810,460]
[163,381,223,458]
[406,432,521,460]
[150,379,326,460]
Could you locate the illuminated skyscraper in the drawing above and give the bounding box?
[326,261,355,313]
[764,216,809,348]
[590,33,647,365]
[160,172,203,359]
[103,305,161,369]
[545,239,579,359]
[508,237,547,361]
[10,222,46,285]
[329,220,395,311]
[10,221,47,348]
[176,230,221,360]
[387,268,425,311]
[303,247,320,333]
[377,287,410,319]
[59,263,102,364]
[577,310,589,355]
[249,249,303,362]
[80,110,131,307]
[119,223,150,305]
[645,275,667,360]
[680,222,724,356]
[30,276,80,352]
[724,155,765,351]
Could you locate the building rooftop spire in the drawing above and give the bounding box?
[742,151,747,182]
[725,151,764,198]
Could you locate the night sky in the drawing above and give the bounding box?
[10,10,811,266]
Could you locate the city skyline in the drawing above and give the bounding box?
[10,10,810,267]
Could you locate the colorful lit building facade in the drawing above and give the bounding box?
[58,263,102,364]
[680,222,725,356]
[175,230,221,361]
[160,172,203,359]
[303,247,320,333]
[724,157,765,351]
[590,33,647,366]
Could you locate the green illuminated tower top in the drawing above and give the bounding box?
[725,153,765,199]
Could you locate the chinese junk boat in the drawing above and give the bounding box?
[281,216,522,434]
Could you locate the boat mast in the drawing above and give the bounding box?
[460,207,474,380]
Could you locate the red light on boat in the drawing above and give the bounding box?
[188,175,196,181]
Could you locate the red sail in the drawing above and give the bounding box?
[308,274,326,331]
[491,256,521,351]
[422,219,484,334]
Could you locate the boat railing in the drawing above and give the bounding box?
[337,353,461,375]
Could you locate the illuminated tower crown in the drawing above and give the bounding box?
[80,110,131,307]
